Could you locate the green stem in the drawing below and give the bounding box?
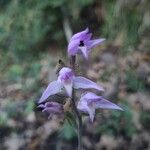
[70,56,82,150]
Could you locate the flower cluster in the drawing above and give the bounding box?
[38,28,123,122]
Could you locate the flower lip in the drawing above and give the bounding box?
[45,101,62,108]
[38,102,64,115]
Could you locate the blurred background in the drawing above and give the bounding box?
[0,0,149,150]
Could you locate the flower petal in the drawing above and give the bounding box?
[45,102,61,108]
[87,106,95,122]
[95,97,123,111]
[73,76,104,91]
[77,98,87,112]
[63,82,73,97]
[68,39,79,55]
[37,104,45,108]
[87,38,105,49]
[39,81,63,103]
[59,67,73,75]
[77,99,95,122]
[84,33,92,41]
[79,46,88,59]
[42,106,62,114]
[81,92,101,100]
[70,28,89,41]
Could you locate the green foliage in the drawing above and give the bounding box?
[65,112,77,128]
[25,61,41,77]
[59,112,77,140]
[6,64,23,82]
[102,0,142,54]
[124,9,141,48]
[0,0,93,62]
[0,0,146,62]
[126,69,145,92]
[0,0,57,60]
[0,112,8,126]
[1,100,35,126]
[24,100,35,115]
[140,110,150,131]
[96,103,136,138]
[4,101,22,119]
[102,0,117,39]
[100,70,113,82]
[59,120,77,140]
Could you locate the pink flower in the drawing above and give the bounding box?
[77,92,123,122]
[68,28,105,59]
[39,67,104,103]
[38,102,64,119]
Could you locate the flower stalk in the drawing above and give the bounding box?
[70,56,82,150]
[38,28,123,150]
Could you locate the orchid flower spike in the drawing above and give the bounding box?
[38,102,64,119]
[68,28,105,59]
[39,67,104,103]
[77,92,123,122]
